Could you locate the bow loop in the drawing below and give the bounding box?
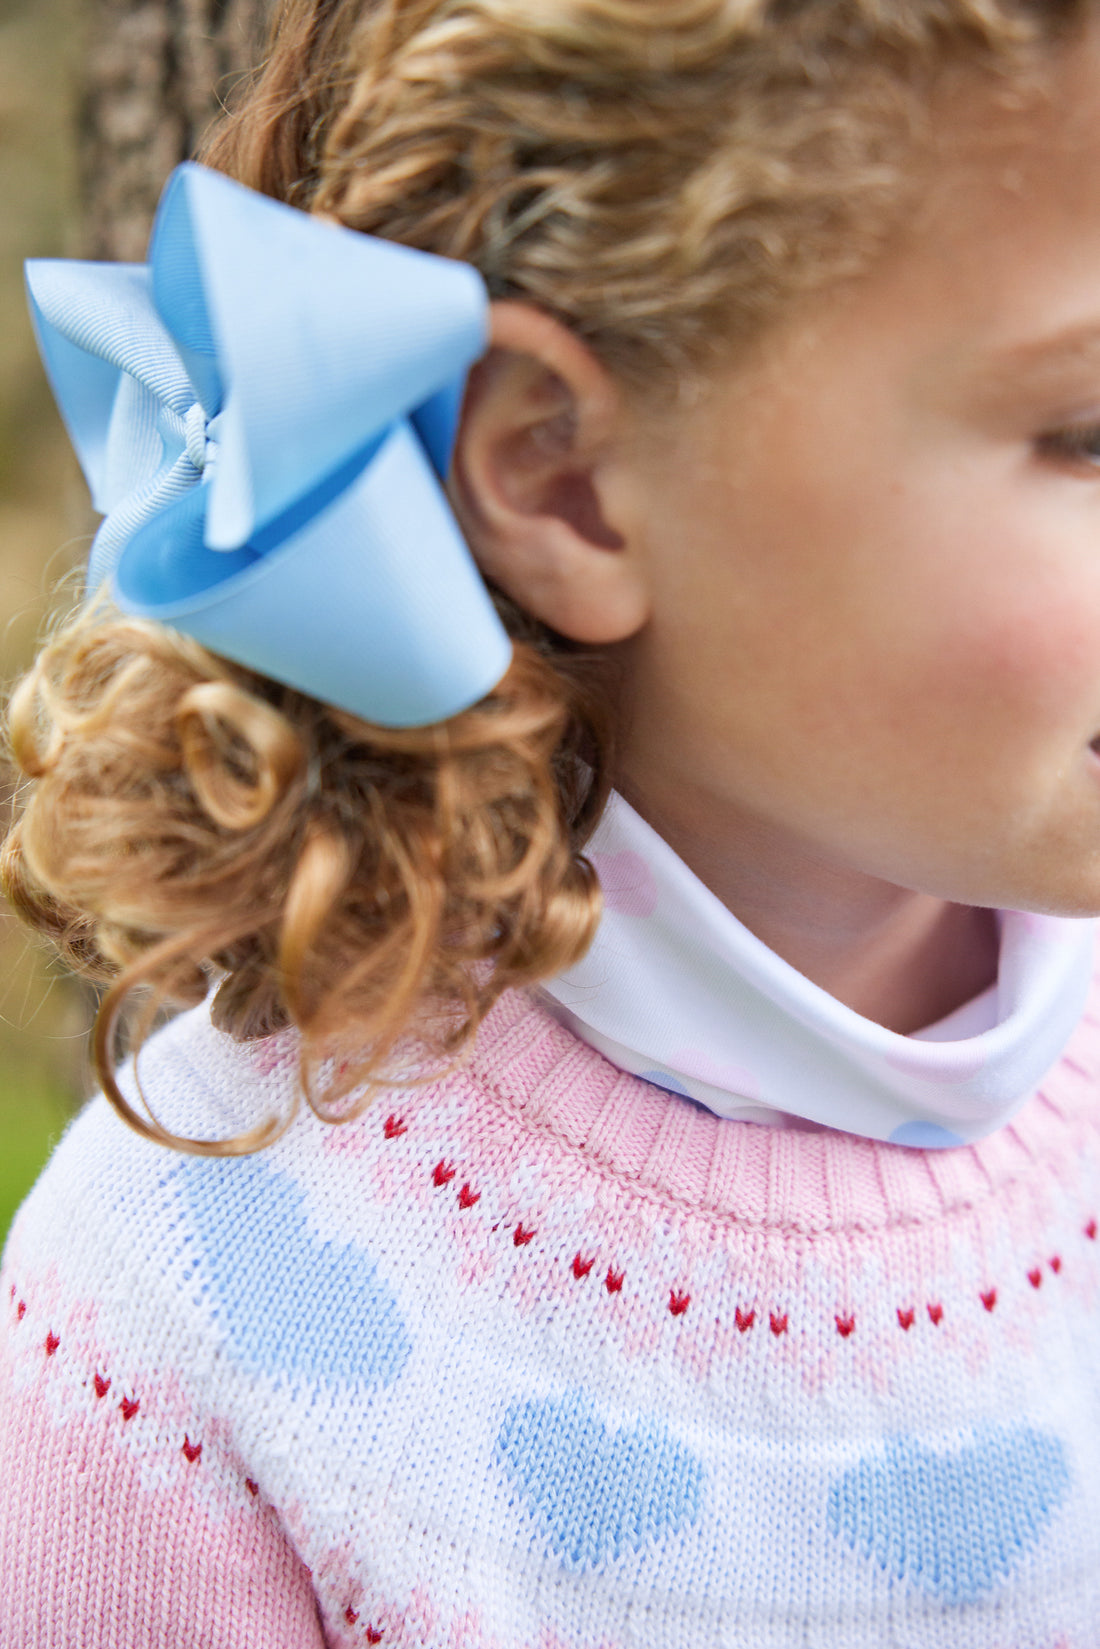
[26,163,511,727]
[26,262,196,511]
[154,164,488,551]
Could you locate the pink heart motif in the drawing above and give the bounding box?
[588,851,659,919]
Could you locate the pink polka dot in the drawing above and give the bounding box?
[883,1044,986,1084]
[1012,910,1079,947]
[589,850,660,918]
[670,1047,761,1103]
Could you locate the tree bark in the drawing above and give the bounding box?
[79,0,276,261]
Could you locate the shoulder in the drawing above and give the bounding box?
[0,1003,304,1373]
[7,998,294,1223]
[0,999,486,1390]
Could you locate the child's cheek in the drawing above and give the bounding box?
[879,490,1100,772]
[949,593,1100,748]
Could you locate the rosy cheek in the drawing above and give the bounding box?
[888,520,1100,749]
[961,606,1098,733]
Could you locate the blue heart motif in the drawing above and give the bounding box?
[496,1390,704,1571]
[827,1426,1070,1604]
[177,1155,412,1387]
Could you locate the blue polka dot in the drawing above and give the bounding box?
[637,1069,692,1098]
[497,1389,703,1571]
[177,1155,411,1388]
[827,1426,1070,1603]
[889,1121,965,1149]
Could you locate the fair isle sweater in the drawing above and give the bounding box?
[4,978,1100,1648]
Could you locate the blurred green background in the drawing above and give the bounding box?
[0,0,96,1246]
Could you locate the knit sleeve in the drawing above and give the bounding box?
[0,1082,328,1648]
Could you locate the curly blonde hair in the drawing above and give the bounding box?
[3,0,1088,1153]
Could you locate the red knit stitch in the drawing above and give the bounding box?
[457,1182,480,1209]
[927,1302,944,1325]
[365,1629,383,1645]
[770,1312,788,1336]
[572,1254,595,1279]
[119,1395,140,1421]
[344,1607,359,1625]
[897,1307,915,1331]
[1087,1218,1098,1240]
[1051,1255,1063,1273]
[835,1314,855,1339]
[246,1479,259,1496]
[432,1160,456,1187]
[735,1307,755,1332]
[605,1266,624,1294]
[44,1332,59,1357]
[383,1115,407,1139]
[669,1290,691,1317]
[93,1373,111,1399]
[981,1288,998,1312]
[181,1436,202,1464]
[513,1223,535,1247]
[16,1300,25,1321]
[1028,1267,1042,1288]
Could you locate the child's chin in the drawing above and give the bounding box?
[1004,881,1100,922]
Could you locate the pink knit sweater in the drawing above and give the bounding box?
[4,980,1100,1646]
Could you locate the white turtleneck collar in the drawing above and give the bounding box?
[541,792,1096,1148]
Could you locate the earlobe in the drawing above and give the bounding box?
[449,301,651,645]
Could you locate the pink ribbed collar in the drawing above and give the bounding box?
[466,986,1100,1232]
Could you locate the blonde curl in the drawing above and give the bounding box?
[205,0,1088,390]
[3,604,609,1155]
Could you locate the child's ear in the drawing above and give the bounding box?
[449,301,651,644]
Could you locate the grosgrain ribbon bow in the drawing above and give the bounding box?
[25,163,512,727]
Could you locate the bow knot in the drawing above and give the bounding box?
[183,401,215,475]
[26,163,512,727]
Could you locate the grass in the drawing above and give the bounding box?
[0,0,89,1252]
[0,929,91,1253]
[0,1056,78,1249]
[0,913,94,1252]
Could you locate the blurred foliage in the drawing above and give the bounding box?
[0,0,276,1242]
[0,0,98,1244]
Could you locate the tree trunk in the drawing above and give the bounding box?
[79,0,276,261]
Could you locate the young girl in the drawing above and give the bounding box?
[4,0,1100,1641]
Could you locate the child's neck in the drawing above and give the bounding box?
[617,777,1001,1036]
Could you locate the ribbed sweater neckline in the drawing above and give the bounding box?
[465,986,1100,1235]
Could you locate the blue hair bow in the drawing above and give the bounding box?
[25,163,512,726]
